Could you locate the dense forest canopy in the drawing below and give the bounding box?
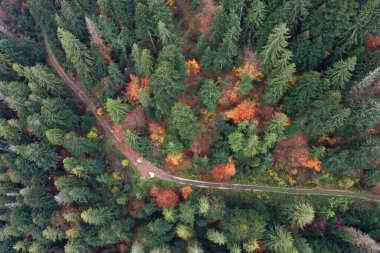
[0,0,379,252]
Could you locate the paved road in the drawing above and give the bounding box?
[44,40,380,202]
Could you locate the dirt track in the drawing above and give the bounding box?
[44,40,380,202]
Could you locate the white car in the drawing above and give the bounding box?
[136,158,143,163]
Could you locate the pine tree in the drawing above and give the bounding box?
[284,202,315,229]
[152,45,187,115]
[0,119,21,142]
[16,142,58,171]
[199,79,220,112]
[85,16,111,63]
[106,98,130,124]
[81,207,113,226]
[42,227,65,242]
[294,236,313,253]
[14,64,66,97]
[140,49,154,77]
[107,63,124,86]
[132,43,142,75]
[263,62,296,105]
[40,98,79,130]
[338,99,380,136]
[19,186,56,209]
[179,202,195,226]
[265,225,296,253]
[169,102,199,144]
[176,224,194,240]
[158,21,172,45]
[346,66,380,102]
[45,128,65,146]
[260,23,290,72]
[207,229,226,245]
[64,240,90,253]
[54,176,93,204]
[57,27,94,89]
[326,57,357,89]
[187,240,204,253]
[210,6,227,46]
[162,206,177,223]
[340,0,380,50]
[244,0,267,41]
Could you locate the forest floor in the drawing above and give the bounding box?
[44,38,380,203]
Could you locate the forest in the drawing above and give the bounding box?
[0,0,379,252]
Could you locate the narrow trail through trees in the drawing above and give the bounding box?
[44,40,380,202]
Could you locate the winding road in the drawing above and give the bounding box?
[44,40,380,202]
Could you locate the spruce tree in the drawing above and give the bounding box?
[284,202,315,229]
[106,98,130,124]
[265,225,296,253]
[57,27,94,89]
[199,79,220,112]
[260,23,291,72]
[81,207,113,226]
[169,102,199,144]
[326,57,357,89]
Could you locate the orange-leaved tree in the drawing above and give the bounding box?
[126,75,151,102]
[212,157,236,180]
[181,185,193,199]
[224,100,257,124]
[148,121,166,144]
[152,188,180,208]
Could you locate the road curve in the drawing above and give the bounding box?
[44,40,380,202]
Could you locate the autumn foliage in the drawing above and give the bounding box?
[273,133,322,172]
[224,100,257,124]
[233,64,263,80]
[126,74,151,102]
[180,185,193,199]
[165,152,183,166]
[365,34,380,51]
[149,121,166,144]
[150,187,179,207]
[212,157,236,180]
[185,59,200,86]
[124,106,147,133]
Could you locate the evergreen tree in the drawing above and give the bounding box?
[265,225,296,253]
[199,79,220,112]
[40,98,79,130]
[19,186,56,209]
[107,63,124,86]
[54,176,93,204]
[263,62,296,105]
[284,202,315,229]
[42,227,65,242]
[338,99,380,136]
[64,240,90,253]
[244,0,267,40]
[81,207,113,226]
[207,229,226,245]
[169,102,199,144]
[176,224,193,240]
[326,57,357,89]
[45,128,65,146]
[16,142,58,171]
[0,119,21,142]
[106,98,130,124]
[152,45,187,115]
[13,64,66,97]
[210,6,227,47]
[187,240,204,253]
[57,27,94,89]
[260,23,290,72]
[140,49,154,77]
